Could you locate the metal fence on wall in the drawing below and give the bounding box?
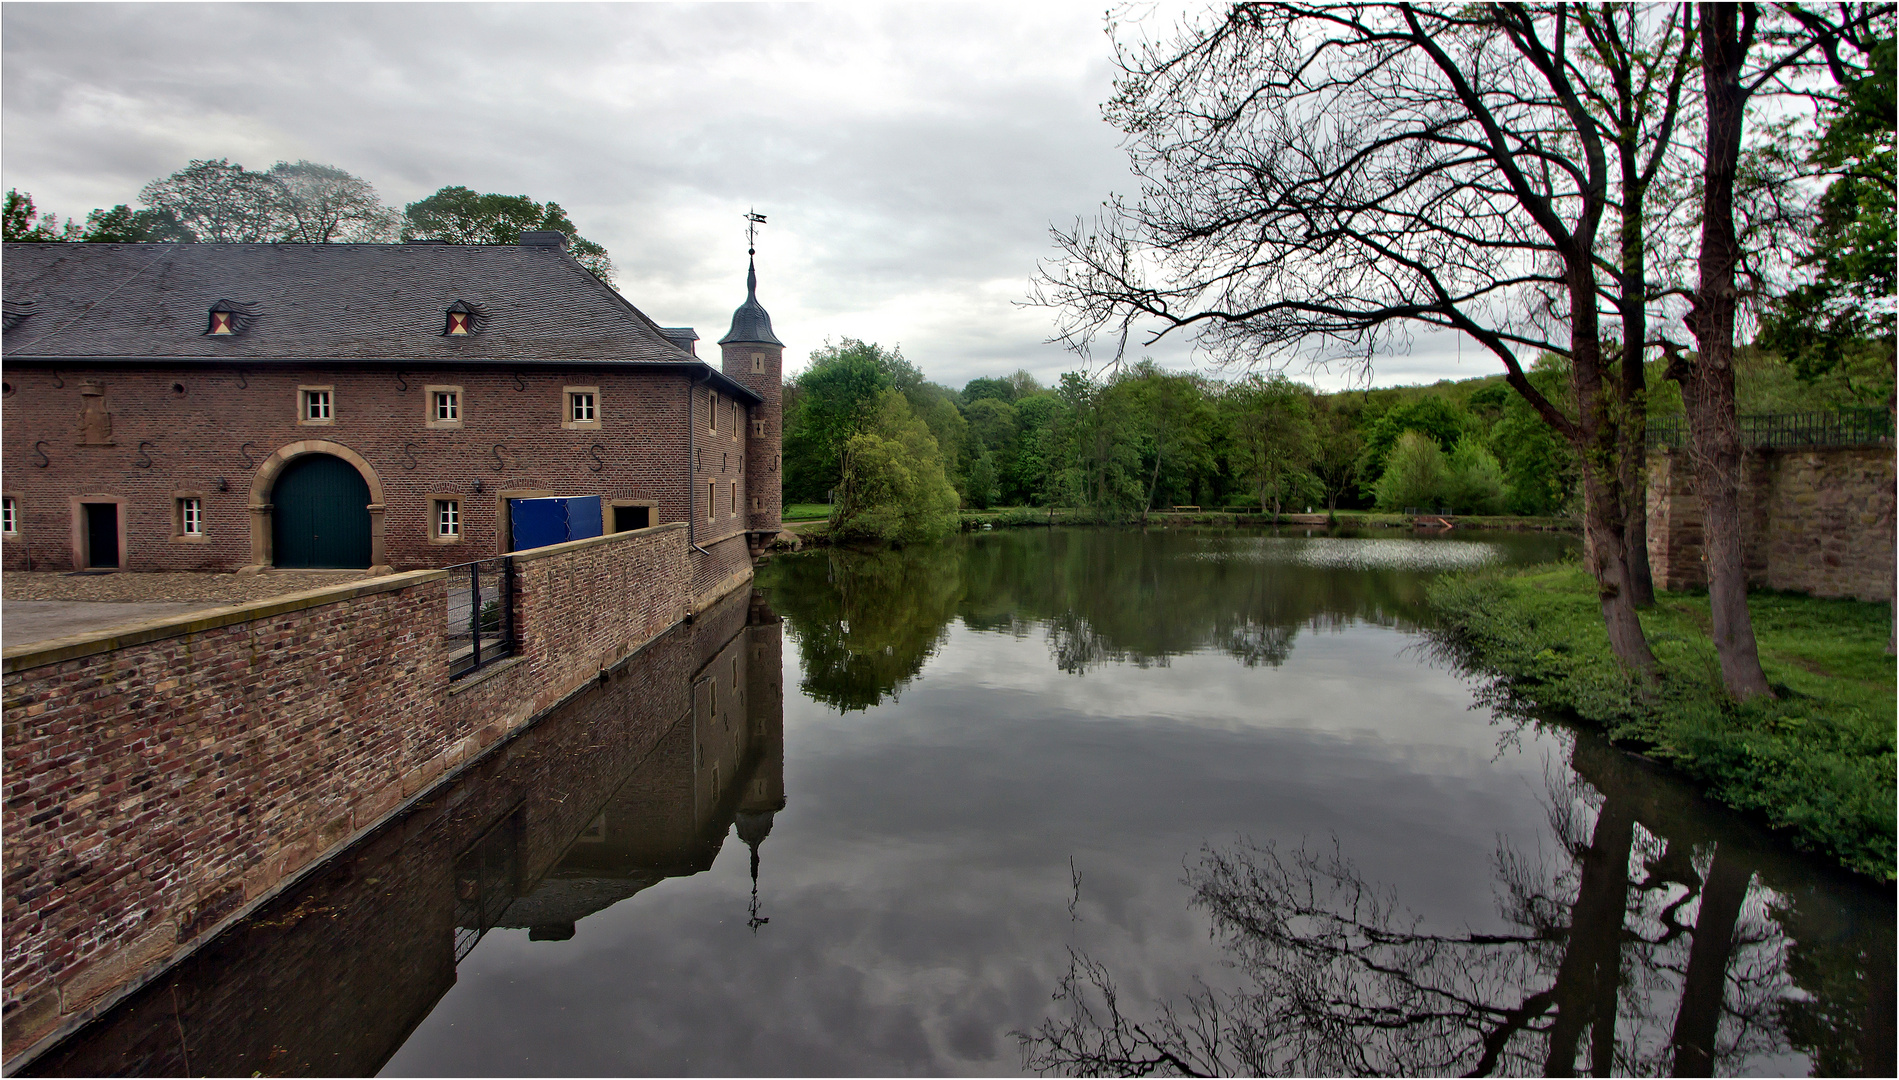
[445,555,516,680]
[1646,408,1893,450]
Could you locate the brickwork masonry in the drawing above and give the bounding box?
[1,522,693,1058]
[1648,445,1896,602]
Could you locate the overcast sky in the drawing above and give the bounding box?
[3,2,1489,390]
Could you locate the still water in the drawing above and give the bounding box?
[28,527,1892,1076]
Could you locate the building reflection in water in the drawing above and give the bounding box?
[22,589,785,1078]
[1021,728,1896,1078]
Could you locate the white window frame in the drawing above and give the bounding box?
[426,385,464,429]
[2,496,17,536]
[298,386,334,425]
[563,386,601,430]
[432,497,462,541]
[180,497,203,536]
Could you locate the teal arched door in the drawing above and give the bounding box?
[272,454,372,568]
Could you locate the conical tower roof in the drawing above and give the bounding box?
[718,254,783,346]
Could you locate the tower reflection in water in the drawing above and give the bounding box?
[26,589,785,1078]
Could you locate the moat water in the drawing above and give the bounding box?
[26,527,1893,1076]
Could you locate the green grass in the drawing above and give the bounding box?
[1429,564,1896,879]
[784,503,834,522]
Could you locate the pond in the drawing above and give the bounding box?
[26,527,1893,1076]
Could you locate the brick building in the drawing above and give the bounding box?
[1,232,786,596]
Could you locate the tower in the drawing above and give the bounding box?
[720,216,784,546]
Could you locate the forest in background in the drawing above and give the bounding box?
[781,336,1892,537]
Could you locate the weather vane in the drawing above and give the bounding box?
[745,209,767,256]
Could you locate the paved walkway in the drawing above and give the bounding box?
[2,570,374,649]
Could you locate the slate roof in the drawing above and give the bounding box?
[1,241,761,403]
[718,257,783,347]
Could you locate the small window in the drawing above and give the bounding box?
[751,496,761,512]
[2,496,16,535]
[751,352,765,374]
[425,385,464,429]
[754,419,766,437]
[179,498,203,536]
[204,300,257,336]
[435,390,458,421]
[300,387,334,424]
[564,386,601,429]
[435,499,461,538]
[709,391,719,432]
[442,301,486,336]
[707,481,716,521]
[209,311,235,335]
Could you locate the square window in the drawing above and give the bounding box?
[564,386,601,429]
[2,496,16,535]
[436,499,461,538]
[179,498,203,536]
[302,388,333,421]
[435,390,459,422]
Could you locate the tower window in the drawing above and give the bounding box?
[754,419,766,437]
[751,352,765,374]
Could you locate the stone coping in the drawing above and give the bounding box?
[2,570,447,675]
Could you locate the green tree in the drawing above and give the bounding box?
[1309,396,1364,513]
[1227,375,1316,516]
[966,450,1001,510]
[782,338,902,502]
[402,185,613,282]
[138,159,285,242]
[1355,396,1465,497]
[1443,435,1506,515]
[1758,36,1896,392]
[4,190,79,241]
[833,389,962,543]
[1373,431,1450,513]
[77,204,191,243]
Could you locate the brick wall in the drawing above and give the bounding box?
[0,363,770,573]
[1647,445,1896,601]
[1,523,692,1057]
[17,591,777,1076]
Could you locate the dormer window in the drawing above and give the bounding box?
[204,300,257,337]
[443,301,486,336]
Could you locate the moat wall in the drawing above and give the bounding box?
[1648,445,1896,602]
[1,521,749,1060]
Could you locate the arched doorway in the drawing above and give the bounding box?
[271,453,373,568]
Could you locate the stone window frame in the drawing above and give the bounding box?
[751,495,761,512]
[2,494,17,537]
[753,418,766,438]
[708,390,719,434]
[430,496,464,543]
[607,499,657,533]
[706,480,716,522]
[730,480,738,517]
[426,385,464,429]
[751,351,765,374]
[563,386,601,430]
[172,490,209,543]
[298,385,335,425]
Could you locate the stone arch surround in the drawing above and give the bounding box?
[244,440,391,574]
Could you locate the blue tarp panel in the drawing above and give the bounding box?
[565,496,603,542]
[508,497,606,551]
[509,498,569,551]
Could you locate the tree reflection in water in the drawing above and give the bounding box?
[1019,731,1894,1077]
[761,527,1575,704]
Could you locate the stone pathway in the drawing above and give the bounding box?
[2,571,375,649]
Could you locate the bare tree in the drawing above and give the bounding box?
[267,160,398,243]
[1660,2,1892,700]
[1035,3,1662,673]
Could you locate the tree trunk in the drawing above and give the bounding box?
[1543,791,1635,1076]
[1617,136,1657,609]
[1676,4,1773,701]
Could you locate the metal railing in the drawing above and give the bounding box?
[445,555,516,680]
[1647,408,1893,450]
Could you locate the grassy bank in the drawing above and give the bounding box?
[955,506,1576,531]
[1429,564,1895,879]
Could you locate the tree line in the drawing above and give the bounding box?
[4,159,614,281]
[781,333,1885,541]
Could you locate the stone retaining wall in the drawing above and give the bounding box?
[1,522,693,1058]
[1648,445,1896,601]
